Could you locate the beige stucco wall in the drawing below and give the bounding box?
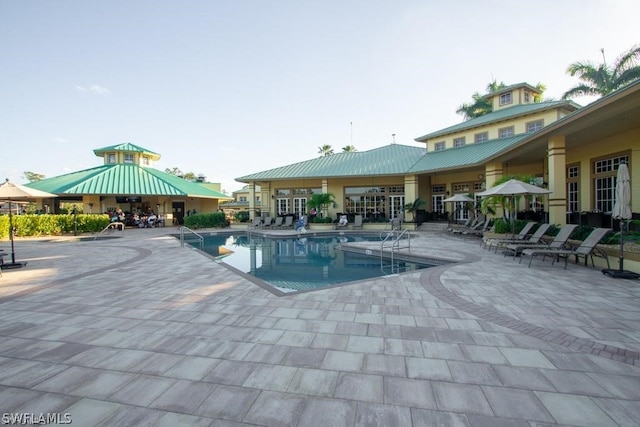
[424,108,571,152]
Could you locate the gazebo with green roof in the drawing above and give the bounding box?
[27,142,232,224]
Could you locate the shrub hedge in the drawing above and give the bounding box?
[184,212,229,229]
[0,214,111,238]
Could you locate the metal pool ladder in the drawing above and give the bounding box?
[180,226,204,251]
[380,226,411,273]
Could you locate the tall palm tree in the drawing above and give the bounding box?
[342,145,357,153]
[562,44,640,99]
[317,144,334,157]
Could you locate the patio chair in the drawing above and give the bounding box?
[272,216,283,228]
[480,222,536,252]
[249,218,262,228]
[520,227,611,269]
[446,217,474,235]
[484,221,540,252]
[352,214,363,230]
[261,216,273,228]
[461,217,491,238]
[505,224,578,258]
[281,216,293,229]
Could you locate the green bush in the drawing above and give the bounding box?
[492,218,533,234]
[0,214,111,238]
[234,210,250,223]
[312,216,333,224]
[184,212,229,229]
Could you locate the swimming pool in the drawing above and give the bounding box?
[185,232,438,293]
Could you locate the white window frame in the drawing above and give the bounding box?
[498,126,514,138]
[434,141,445,151]
[124,154,134,164]
[499,92,512,106]
[526,119,544,133]
[453,137,465,148]
[474,132,488,143]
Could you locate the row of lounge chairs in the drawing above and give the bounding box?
[447,217,493,238]
[249,216,295,229]
[482,222,612,270]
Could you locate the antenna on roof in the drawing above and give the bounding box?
[350,122,353,145]
[392,133,396,144]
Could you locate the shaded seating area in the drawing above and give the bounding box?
[520,227,612,269]
[504,224,578,258]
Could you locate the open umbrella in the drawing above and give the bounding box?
[443,194,475,223]
[476,178,552,235]
[0,179,57,269]
[602,163,639,279]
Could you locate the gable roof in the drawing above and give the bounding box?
[236,144,427,181]
[26,164,231,199]
[93,142,161,160]
[414,100,580,142]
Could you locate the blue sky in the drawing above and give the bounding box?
[1,0,639,193]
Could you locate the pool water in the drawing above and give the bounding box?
[188,233,435,293]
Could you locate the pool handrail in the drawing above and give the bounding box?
[180,226,204,251]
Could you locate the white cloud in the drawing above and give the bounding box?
[75,84,110,95]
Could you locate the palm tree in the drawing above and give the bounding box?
[342,145,357,153]
[317,144,334,157]
[403,198,426,222]
[456,80,507,120]
[562,44,640,99]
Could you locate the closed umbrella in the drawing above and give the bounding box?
[0,179,57,269]
[603,163,639,279]
[476,178,552,235]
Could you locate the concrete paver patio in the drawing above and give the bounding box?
[0,226,639,426]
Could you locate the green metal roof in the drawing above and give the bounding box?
[236,136,533,182]
[408,135,529,173]
[93,142,161,160]
[236,144,427,181]
[414,100,580,141]
[26,164,230,199]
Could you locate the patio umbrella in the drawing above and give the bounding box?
[476,178,552,235]
[0,179,57,269]
[602,163,639,279]
[443,194,475,222]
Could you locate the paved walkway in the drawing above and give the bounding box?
[0,226,639,426]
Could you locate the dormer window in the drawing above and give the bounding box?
[124,154,134,164]
[499,92,512,106]
[434,141,445,152]
[107,153,116,164]
[141,156,150,166]
[524,91,530,103]
[453,137,465,148]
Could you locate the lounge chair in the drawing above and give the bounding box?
[520,227,611,269]
[281,216,293,229]
[261,216,273,228]
[249,218,262,228]
[482,221,536,250]
[485,222,551,253]
[352,214,363,230]
[461,218,491,238]
[446,218,474,235]
[506,224,578,258]
[272,216,283,228]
